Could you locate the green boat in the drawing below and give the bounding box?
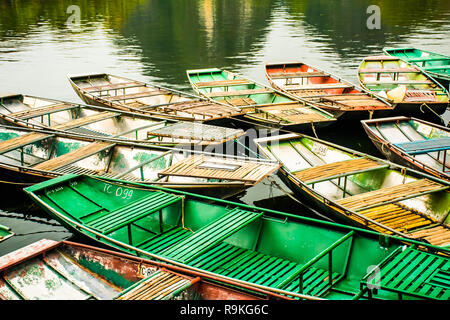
[383,47,450,90]
[358,56,449,122]
[0,224,13,242]
[0,239,279,300]
[25,174,450,300]
[186,68,337,132]
[254,133,450,248]
[0,125,279,198]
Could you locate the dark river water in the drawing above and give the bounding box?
[0,0,449,256]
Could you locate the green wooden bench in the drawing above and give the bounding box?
[86,192,182,235]
[161,208,263,263]
[361,246,450,300]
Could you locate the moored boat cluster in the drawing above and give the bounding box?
[0,47,449,301]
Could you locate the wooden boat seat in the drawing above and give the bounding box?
[293,158,387,184]
[195,79,252,88]
[361,246,450,300]
[158,155,278,184]
[270,72,328,79]
[33,142,116,172]
[0,132,53,155]
[83,82,143,93]
[359,68,419,74]
[357,203,435,235]
[410,225,450,247]
[394,138,450,155]
[364,56,399,61]
[86,192,182,234]
[160,208,263,263]
[225,97,257,106]
[363,80,433,85]
[205,88,273,98]
[284,83,353,90]
[423,65,450,71]
[7,103,78,120]
[152,101,242,118]
[52,112,120,130]
[104,91,166,101]
[336,179,448,211]
[115,270,195,300]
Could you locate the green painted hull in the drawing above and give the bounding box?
[384,47,450,89]
[25,174,450,300]
[0,224,13,242]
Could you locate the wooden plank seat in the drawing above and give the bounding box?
[83,82,143,93]
[361,246,450,300]
[86,192,182,234]
[410,225,450,247]
[8,103,78,120]
[363,80,433,85]
[161,208,263,263]
[357,203,435,234]
[205,88,273,98]
[115,270,194,300]
[158,155,278,183]
[195,79,252,88]
[270,72,328,79]
[33,141,115,171]
[52,112,120,131]
[104,91,166,101]
[364,56,399,61]
[394,138,450,155]
[359,68,419,74]
[336,179,448,211]
[0,132,53,155]
[284,83,353,90]
[188,241,340,298]
[294,158,387,184]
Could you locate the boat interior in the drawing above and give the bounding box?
[358,56,449,103]
[70,74,241,121]
[28,174,450,300]
[255,134,450,246]
[365,117,450,175]
[265,62,391,111]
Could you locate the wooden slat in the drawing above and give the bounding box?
[284,83,353,90]
[8,103,78,120]
[116,270,192,300]
[158,155,278,183]
[0,132,52,155]
[359,68,419,74]
[294,158,385,183]
[270,72,328,79]
[205,88,273,98]
[84,82,143,92]
[196,79,252,88]
[52,112,120,130]
[336,179,447,211]
[363,80,433,85]
[410,226,450,247]
[33,141,115,171]
[104,91,166,101]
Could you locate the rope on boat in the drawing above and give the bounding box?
[368,110,374,120]
[310,121,318,139]
[420,102,446,124]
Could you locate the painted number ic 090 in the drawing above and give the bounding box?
[103,184,133,199]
